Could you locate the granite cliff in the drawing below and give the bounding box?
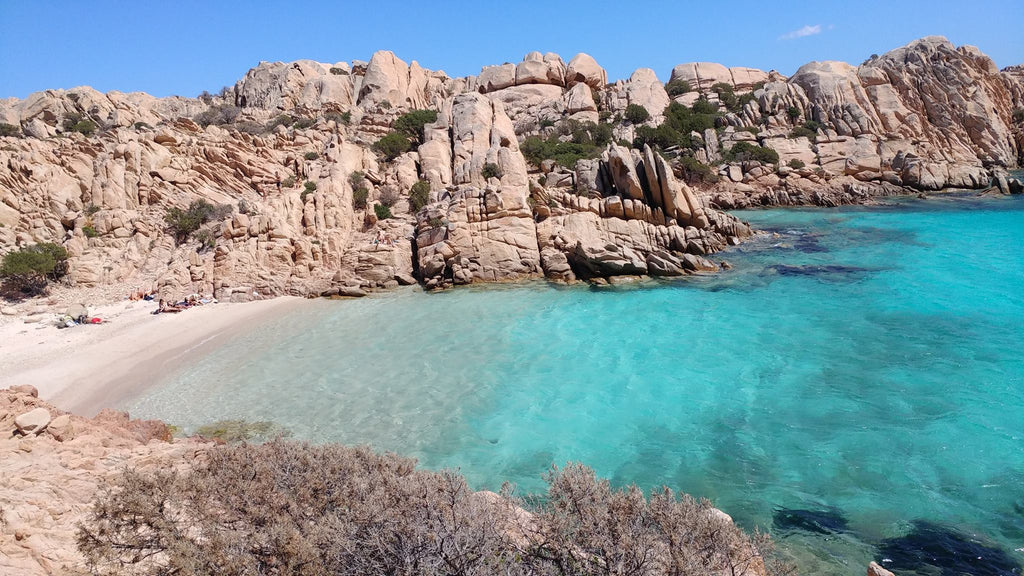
[0,36,1020,301]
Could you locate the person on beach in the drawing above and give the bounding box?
[156,299,183,314]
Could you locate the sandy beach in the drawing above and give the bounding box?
[0,296,306,416]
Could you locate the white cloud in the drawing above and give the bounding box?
[780,24,823,40]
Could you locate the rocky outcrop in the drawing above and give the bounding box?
[0,38,1019,301]
[0,387,207,576]
[414,93,542,288]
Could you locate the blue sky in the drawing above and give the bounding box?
[1,0,1021,99]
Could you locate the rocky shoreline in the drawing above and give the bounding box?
[0,36,1020,305]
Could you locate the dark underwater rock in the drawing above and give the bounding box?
[876,520,1021,576]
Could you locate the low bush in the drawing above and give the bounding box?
[1013,108,1024,124]
[281,175,296,188]
[0,122,21,137]
[293,118,315,130]
[304,181,317,193]
[539,118,556,128]
[78,441,787,576]
[83,225,99,238]
[194,228,217,249]
[409,179,431,212]
[373,203,392,220]
[373,132,411,160]
[164,200,231,243]
[725,141,779,164]
[788,159,806,169]
[85,204,101,216]
[329,67,349,75]
[194,104,241,127]
[624,103,650,124]
[379,187,399,207]
[786,106,801,121]
[303,151,319,160]
[665,79,691,97]
[481,162,502,180]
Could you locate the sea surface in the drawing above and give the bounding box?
[121,191,1024,575]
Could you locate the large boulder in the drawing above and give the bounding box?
[14,408,51,435]
[565,53,607,89]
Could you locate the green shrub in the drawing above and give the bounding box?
[624,103,650,124]
[725,141,779,164]
[788,159,806,169]
[303,151,319,160]
[0,123,21,137]
[393,109,438,143]
[788,126,816,140]
[409,179,431,212]
[352,187,369,209]
[329,67,349,76]
[539,118,556,128]
[711,82,738,112]
[679,156,718,183]
[63,113,98,136]
[293,118,315,130]
[194,228,217,249]
[85,204,101,216]
[194,104,241,127]
[326,111,352,125]
[265,114,294,132]
[665,79,691,97]
[348,171,366,189]
[379,101,392,110]
[373,203,392,220]
[803,120,822,133]
[428,216,445,228]
[691,96,719,115]
[281,175,296,188]
[1,242,69,295]
[481,162,502,179]
[164,200,231,243]
[83,225,99,238]
[373,132,411,160]
[1013,108,1024,124]
[133,122,152,130]
[786,106,801,121]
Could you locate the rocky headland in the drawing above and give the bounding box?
[0,35,1021,304]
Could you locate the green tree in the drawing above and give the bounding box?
[373,203,392,220]
[1,243,69,295]
[393,109,438,143]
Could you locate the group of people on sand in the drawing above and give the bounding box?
[153,293,217,315]
[372,229,396,248]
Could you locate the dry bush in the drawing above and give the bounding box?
[78,442,787,576]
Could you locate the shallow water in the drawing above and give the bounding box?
[122,192,1024,575]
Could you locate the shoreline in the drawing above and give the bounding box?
[0,296,307,416]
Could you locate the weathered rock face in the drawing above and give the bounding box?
[0,387,206,576]
[414,93,542,288]
[0,37,1019,300]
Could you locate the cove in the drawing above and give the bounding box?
[120,193,1024,574]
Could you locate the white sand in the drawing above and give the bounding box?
[0,297,305,416]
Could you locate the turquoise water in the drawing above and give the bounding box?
[121,192,1024,575]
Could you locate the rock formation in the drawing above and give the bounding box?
[0,386,207,576]
[0,38,1020,300]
